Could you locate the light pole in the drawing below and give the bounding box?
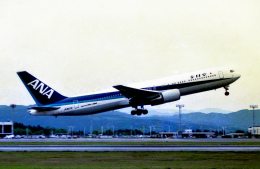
[84,126,85,138]
[166,125,171,132]
[250,105,258,138]
[167,125,171,132]
[100,126,103,135]
[111,125,114,137]
[148,126,152,137]
[176,104,184,134]
[130,126,132,136]
[143,125,145,137]
[217,120,219,136]
[10,104,16,135]
[90,115,93,136]
[67,126,75,137]
[72,126,75,137]
[153,126,155,134]
[67,126,71,137]
[26,128,29,138]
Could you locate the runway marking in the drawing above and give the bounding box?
[0,145,260,152]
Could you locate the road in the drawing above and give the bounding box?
[0,145,260,152]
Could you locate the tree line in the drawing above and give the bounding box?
[13,122,246,136]
[14,122,67,136]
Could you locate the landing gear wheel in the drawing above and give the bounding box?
[131,110,137,115]
[142,109,148,115]
[136,110,142,116]
[224,86,230,96]
[131,109,148,116]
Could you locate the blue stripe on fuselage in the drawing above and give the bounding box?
[45,76,224,107]
[47,91,124,107]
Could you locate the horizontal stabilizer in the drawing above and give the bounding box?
[29,107,60,111]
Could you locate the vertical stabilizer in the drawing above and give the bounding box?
[17,71,67,106]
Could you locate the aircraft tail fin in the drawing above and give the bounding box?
[17,71,67,106]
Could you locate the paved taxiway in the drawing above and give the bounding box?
[1,138,260,151]
[0,145,260,152]
[1,138,260,143]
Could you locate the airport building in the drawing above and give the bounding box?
[248,126,260,137]
[157,129,216,139]
[182,131,215,138]
[157,132,179,138]
[0,121,13,137]
[229,133,246,138]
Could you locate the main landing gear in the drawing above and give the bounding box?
[224,86,229,96]
[131,106,148,116]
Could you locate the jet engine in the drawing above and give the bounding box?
[151,89,180,106]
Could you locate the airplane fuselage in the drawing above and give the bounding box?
[24,68,240,116]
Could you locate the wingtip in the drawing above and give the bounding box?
[17,71,27,74]
[113,85,124,89]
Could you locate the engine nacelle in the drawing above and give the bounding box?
[151,89,180,106]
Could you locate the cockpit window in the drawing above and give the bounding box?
[230,70,234,73]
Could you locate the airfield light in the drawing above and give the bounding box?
[250,105,258,137]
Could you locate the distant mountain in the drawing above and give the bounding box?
[196,108,232,114]
[0,105,259,133]
[127,108,232,116]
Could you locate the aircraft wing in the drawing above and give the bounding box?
[28,106,60,111]
[113,85,160,105]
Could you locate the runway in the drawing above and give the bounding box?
[2,138,260,143]
[1,145,260,152]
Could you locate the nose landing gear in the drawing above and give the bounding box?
[224,86,230,96]
[225,91,229,96]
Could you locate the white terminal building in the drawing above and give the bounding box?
[0,121,13,137]
[248,126,260,137]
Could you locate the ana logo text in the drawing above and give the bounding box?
[27,79,54,99]
[191,73,207,79]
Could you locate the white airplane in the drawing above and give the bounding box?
[17,68,240,116]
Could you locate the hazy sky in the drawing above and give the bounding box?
[1,0,260,112]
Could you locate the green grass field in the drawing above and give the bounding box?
[1,141,259,168]
[0,151,259,169]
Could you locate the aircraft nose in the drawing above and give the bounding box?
[233,72,241,80]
